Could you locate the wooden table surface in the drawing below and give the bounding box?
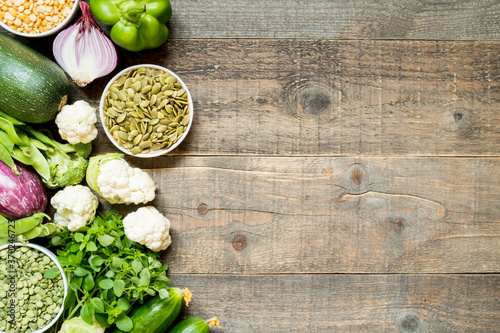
[7,0,500,331]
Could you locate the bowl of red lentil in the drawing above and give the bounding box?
[0,0,79,37]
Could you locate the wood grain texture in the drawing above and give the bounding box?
[95,156,500,274]
[170,274,500,332]
[167,0,500,41]
[48,38,499,157]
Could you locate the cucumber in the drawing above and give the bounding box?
[168,317,220,333]
[0,33,70,123]
[112,287,191,333]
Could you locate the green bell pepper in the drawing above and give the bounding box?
[89,0,172,52]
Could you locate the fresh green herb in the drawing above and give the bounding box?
[49,210,170,331]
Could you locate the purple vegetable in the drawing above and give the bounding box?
[0,160,47,219]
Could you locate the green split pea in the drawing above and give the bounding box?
[0,246,64,332]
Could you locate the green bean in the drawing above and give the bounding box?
[0,142,17,173]
[0,116,29,146]
[0,213,48,238]
[29,138,49,151]
[0,110,24,125]
[0,129,14,151]
[27,141,50,182]
[11,146,34,165]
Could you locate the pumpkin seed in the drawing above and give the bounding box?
[116,113,127,123]
[118,131,129,141]
[103,66,191,155]
[130,146,143,155]
[139,141,151,149]
[133,134,143,145]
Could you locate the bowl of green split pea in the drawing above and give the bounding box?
[0,242,68,333]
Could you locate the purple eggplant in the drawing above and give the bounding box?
[0,160,47,219]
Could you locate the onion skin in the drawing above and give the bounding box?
[0,160,47,219]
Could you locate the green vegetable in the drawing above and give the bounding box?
[0,213,62,244]
[49,210,171,331]
[0,212,48,237]
[89,0,172,52]
[113,287,191,333]
[58,316,105,333]
[85,153,122,197]
[0,112,91,188]
[168,317,220,333]
[0,33,70,123]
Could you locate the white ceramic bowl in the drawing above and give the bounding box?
[0,0,80,38]
[0,242,68,333]
[100,64,194,158]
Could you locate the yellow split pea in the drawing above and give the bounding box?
[0,0,74,34]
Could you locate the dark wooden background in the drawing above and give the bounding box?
[6,0,500,331]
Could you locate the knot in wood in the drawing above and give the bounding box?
[300,90,331,115]
[283,79,338,118]
[232,234,247,251]
[453,110,464,122]
[351,168,363,186]
[398,314,420,333]
[346,163,368,191]
[197,203,209,215]
[394,218,405,230]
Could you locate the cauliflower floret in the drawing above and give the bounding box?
[55,100,98,144]
[123,206,172,252]
[51,185,99,231]
[96,157,156,205]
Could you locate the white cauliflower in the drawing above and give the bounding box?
[86,153,156,205]
[123,206,172,252]
[51,185,99,231]
[55,100,98,144]
[58,316,105,333]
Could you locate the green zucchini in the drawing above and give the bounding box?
[0,33,70,123]
[168,317,220,333]
[112,287,191,333]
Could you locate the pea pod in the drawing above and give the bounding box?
[0,110,24,125]
[29,138,49,151]
[0,129,14,151]
[12,142,51,183]
[27,141,51,183]
[0,213,49,238]
[0,116,29,146]
[11,146,34,165]
[0,141,18,173]
[16,222,62,241]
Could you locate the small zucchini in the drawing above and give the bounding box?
[0,33,70,123]
[168,317,220,333]
[112,287,191,333]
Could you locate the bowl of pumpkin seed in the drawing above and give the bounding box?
[99,64,193,157]
[0,243,68,333]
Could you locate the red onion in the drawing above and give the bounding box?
[53,2,118,87]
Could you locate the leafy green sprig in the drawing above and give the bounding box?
[49,210,170,331]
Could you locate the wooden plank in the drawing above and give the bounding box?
[53,38,500,157]
[97,156,500,274]
[170,274,500,332]
[167,0,500,41]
